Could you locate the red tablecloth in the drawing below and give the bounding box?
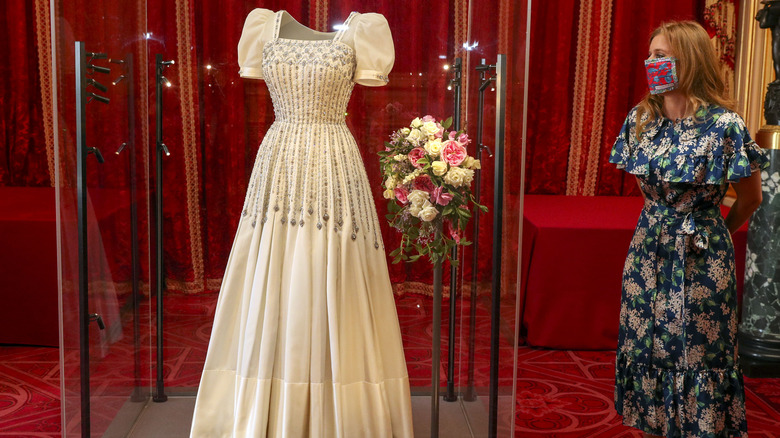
[520,195,747,350]
[0,187,59,346]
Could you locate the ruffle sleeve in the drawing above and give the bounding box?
[723,114,769,182]
[352,13,394,86]
[609,106,769,184]
[237,8,274,80]
[608,107,651,175]
[664,112,769,184]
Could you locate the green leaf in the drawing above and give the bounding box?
[442,117,453,130]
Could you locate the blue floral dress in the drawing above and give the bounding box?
[609,105,768,437]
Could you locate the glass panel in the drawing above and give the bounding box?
[457,1,529,436]
[49,0,530,436]
[53,1,152,436]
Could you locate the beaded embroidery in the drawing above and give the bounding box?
[241,11,383,250]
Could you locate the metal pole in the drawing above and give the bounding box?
[431,233,443,437]
[123,52,145,402]
[75,41,91,438]
[444,57,462,403]
[465,59,494,402]
[488,54,507,438]
[153,54,168,403]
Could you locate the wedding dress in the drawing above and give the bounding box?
[189,9,413,438]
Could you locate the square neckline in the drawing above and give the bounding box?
[275,10,358,43]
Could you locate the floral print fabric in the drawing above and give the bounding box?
[609,105,769,437]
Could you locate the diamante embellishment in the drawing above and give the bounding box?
[237,32,386,250]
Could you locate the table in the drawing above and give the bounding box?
[520,195,747,350]
[0,187,59,346]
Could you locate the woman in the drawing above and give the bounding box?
[610,21,767,437]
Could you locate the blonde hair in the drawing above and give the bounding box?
[637,21,735,137]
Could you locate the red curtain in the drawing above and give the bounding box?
[4,0,713,293]
[524,0,705,196]
[0,1,49,187]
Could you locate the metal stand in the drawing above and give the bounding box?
[431,241,443,437]
[153,54,174,403]
[75,41,110,438]
[488,54,507,438]
[444,57,462,403]
[113,53,146,402]
[464,58,496,402]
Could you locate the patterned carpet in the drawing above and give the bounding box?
[1,293,779,437]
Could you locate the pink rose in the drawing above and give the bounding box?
[394,186,409,204]
[422,115,436,123]
[458,133,471,146]
[448,131,457,141]
[441,140,468,166]
[436,127,444,138]
[446,220,461,244]
[413,174,436,193]
[433,186,453,206]
[408,147,427,168]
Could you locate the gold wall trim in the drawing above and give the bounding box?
[735,0,774,136]
[175,0,205,293]
[34,0,55,187]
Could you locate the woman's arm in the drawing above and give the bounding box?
[725,171,763,234]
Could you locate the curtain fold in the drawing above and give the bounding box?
[5,0,722,293]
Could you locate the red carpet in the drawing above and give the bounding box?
[1,293,779,436]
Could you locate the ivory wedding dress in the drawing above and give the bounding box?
[189,9,413,438]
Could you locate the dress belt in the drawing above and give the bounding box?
[640,203,721,367]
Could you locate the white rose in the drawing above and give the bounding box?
[421,121,439,138]
[418,201,438,222]
[406,129,424,145]
[411,117,423,129]
[425,139,443,157]
[383,188,395,199]
[461,168,475,186]
[462,156,481,170]
[409,204,422,217]
[393,154,406,162]
[431,160,448,176]
[400,127,411,135]
[444,167,466,187]
[407,189,430,207]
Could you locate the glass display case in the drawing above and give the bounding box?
[52,0,530,436]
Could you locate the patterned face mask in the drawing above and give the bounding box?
[644,56,678,95]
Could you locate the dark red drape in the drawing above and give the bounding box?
[0,1,49,187]
[524,0,705,196]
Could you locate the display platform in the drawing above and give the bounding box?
[520,195,748,350]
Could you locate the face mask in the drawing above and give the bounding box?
[644,57,678,95]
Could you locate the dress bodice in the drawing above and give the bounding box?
[261,12,359,125]
[237,9,394,126]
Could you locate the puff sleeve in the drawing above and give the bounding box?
[237,8,274,79]
[352,13,395,86]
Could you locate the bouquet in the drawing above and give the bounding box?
[379,115,487,265]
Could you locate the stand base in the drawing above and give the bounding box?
[740,356,780,378]
[755,124,780,150]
